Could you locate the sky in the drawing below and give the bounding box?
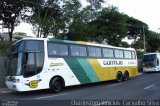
[10,0,160,37]
[106,0,160,32]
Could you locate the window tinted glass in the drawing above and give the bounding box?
[88,47,96,57]
[25,41,39,51]
[88,46,102,57]
[71,45,79,56]
[124,51,132,59]
[23,40,44,78]
[79,46,87,56]
[103,48,114,58]
[59,44,68,56]
[95,48,102,57]
[48,42,68,56]
[48,43,59,56]
[115,49,124,58]
[132,51,136,59]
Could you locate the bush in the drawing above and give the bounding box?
[0,41,12,56]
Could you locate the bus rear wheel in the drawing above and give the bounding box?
[49,77,63,93]
[116,72,123,82]
[123,71,129,81]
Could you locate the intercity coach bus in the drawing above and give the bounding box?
[143,53,160,72]
[5,38,138,92]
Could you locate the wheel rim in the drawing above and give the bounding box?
[124,72,129,80]
[117,73,122,82]
[53,81,62,92]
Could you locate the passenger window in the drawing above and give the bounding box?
[95,48,102,57]
[88,47,96,57]
[115,49,124,58]
[132,51,136,59]
[48,43,59,56]
[103,48,114,58]
[71,45,79,56]
[88,46,102,57]
[47,42,68,56]
[79,46,87,56]
[59,44,68,56]
[124,51,132,59]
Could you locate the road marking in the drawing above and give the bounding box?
[144,85,155,90]
[36,93,68,99]
[0,88,12,94]
[106,83,121,88]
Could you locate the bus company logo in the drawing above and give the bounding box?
[103,60,123,66]
[50,63,64,67]
[128,61,136,65]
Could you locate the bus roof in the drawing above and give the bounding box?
[14,37,135,51]
[144,53,160,55]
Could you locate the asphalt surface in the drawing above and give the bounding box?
[0,72,160,106]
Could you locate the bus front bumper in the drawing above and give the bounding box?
[5,81,24,92]
[143,67,159,72]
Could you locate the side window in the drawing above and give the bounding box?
[70,45,87,57]
[48,43,59,56]
[124,51,132,59]
[71,45,79,56]
[47,42,68,56]
[59,44,68,56]
[132,51,136,59]
[88,47,96,57]
[115,49,124,58]
[88,46,102,57]
[95,48,102,57]
[79,46,87,56]
[103,48,114,58]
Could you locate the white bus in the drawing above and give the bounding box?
[143,53,160,72]
[5,38,138,92]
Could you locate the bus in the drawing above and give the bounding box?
[143,53,160,72]
[5,38,138,92]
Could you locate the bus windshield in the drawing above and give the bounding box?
[143,54,158,67]
[6,41,24,76]
[6,40,44,77]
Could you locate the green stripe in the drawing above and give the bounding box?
[64,58,91,84]
[77,59,100,82]
[48,38,76,44]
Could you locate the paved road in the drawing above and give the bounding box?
[0,72,160,106]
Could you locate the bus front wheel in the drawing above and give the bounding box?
[49,77,64,93]
[116,72,123,82]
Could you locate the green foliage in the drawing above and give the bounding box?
[0,41,12,56]
[120,41,130,48]
[0,0,31,41]
[27,0,63,38]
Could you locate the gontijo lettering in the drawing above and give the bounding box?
[103,60,123,65]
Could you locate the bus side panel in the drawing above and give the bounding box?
[87,59,111,81]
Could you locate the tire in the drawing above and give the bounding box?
[116,72,123,82]
[123,71,129,81]
[50,77,63,93]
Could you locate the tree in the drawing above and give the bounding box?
[62,0,105,41]
[87,7,128,45]
[145,31,160,52]
[126,17,148,40]
[26,0,63,38]
[0,0,31,41]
